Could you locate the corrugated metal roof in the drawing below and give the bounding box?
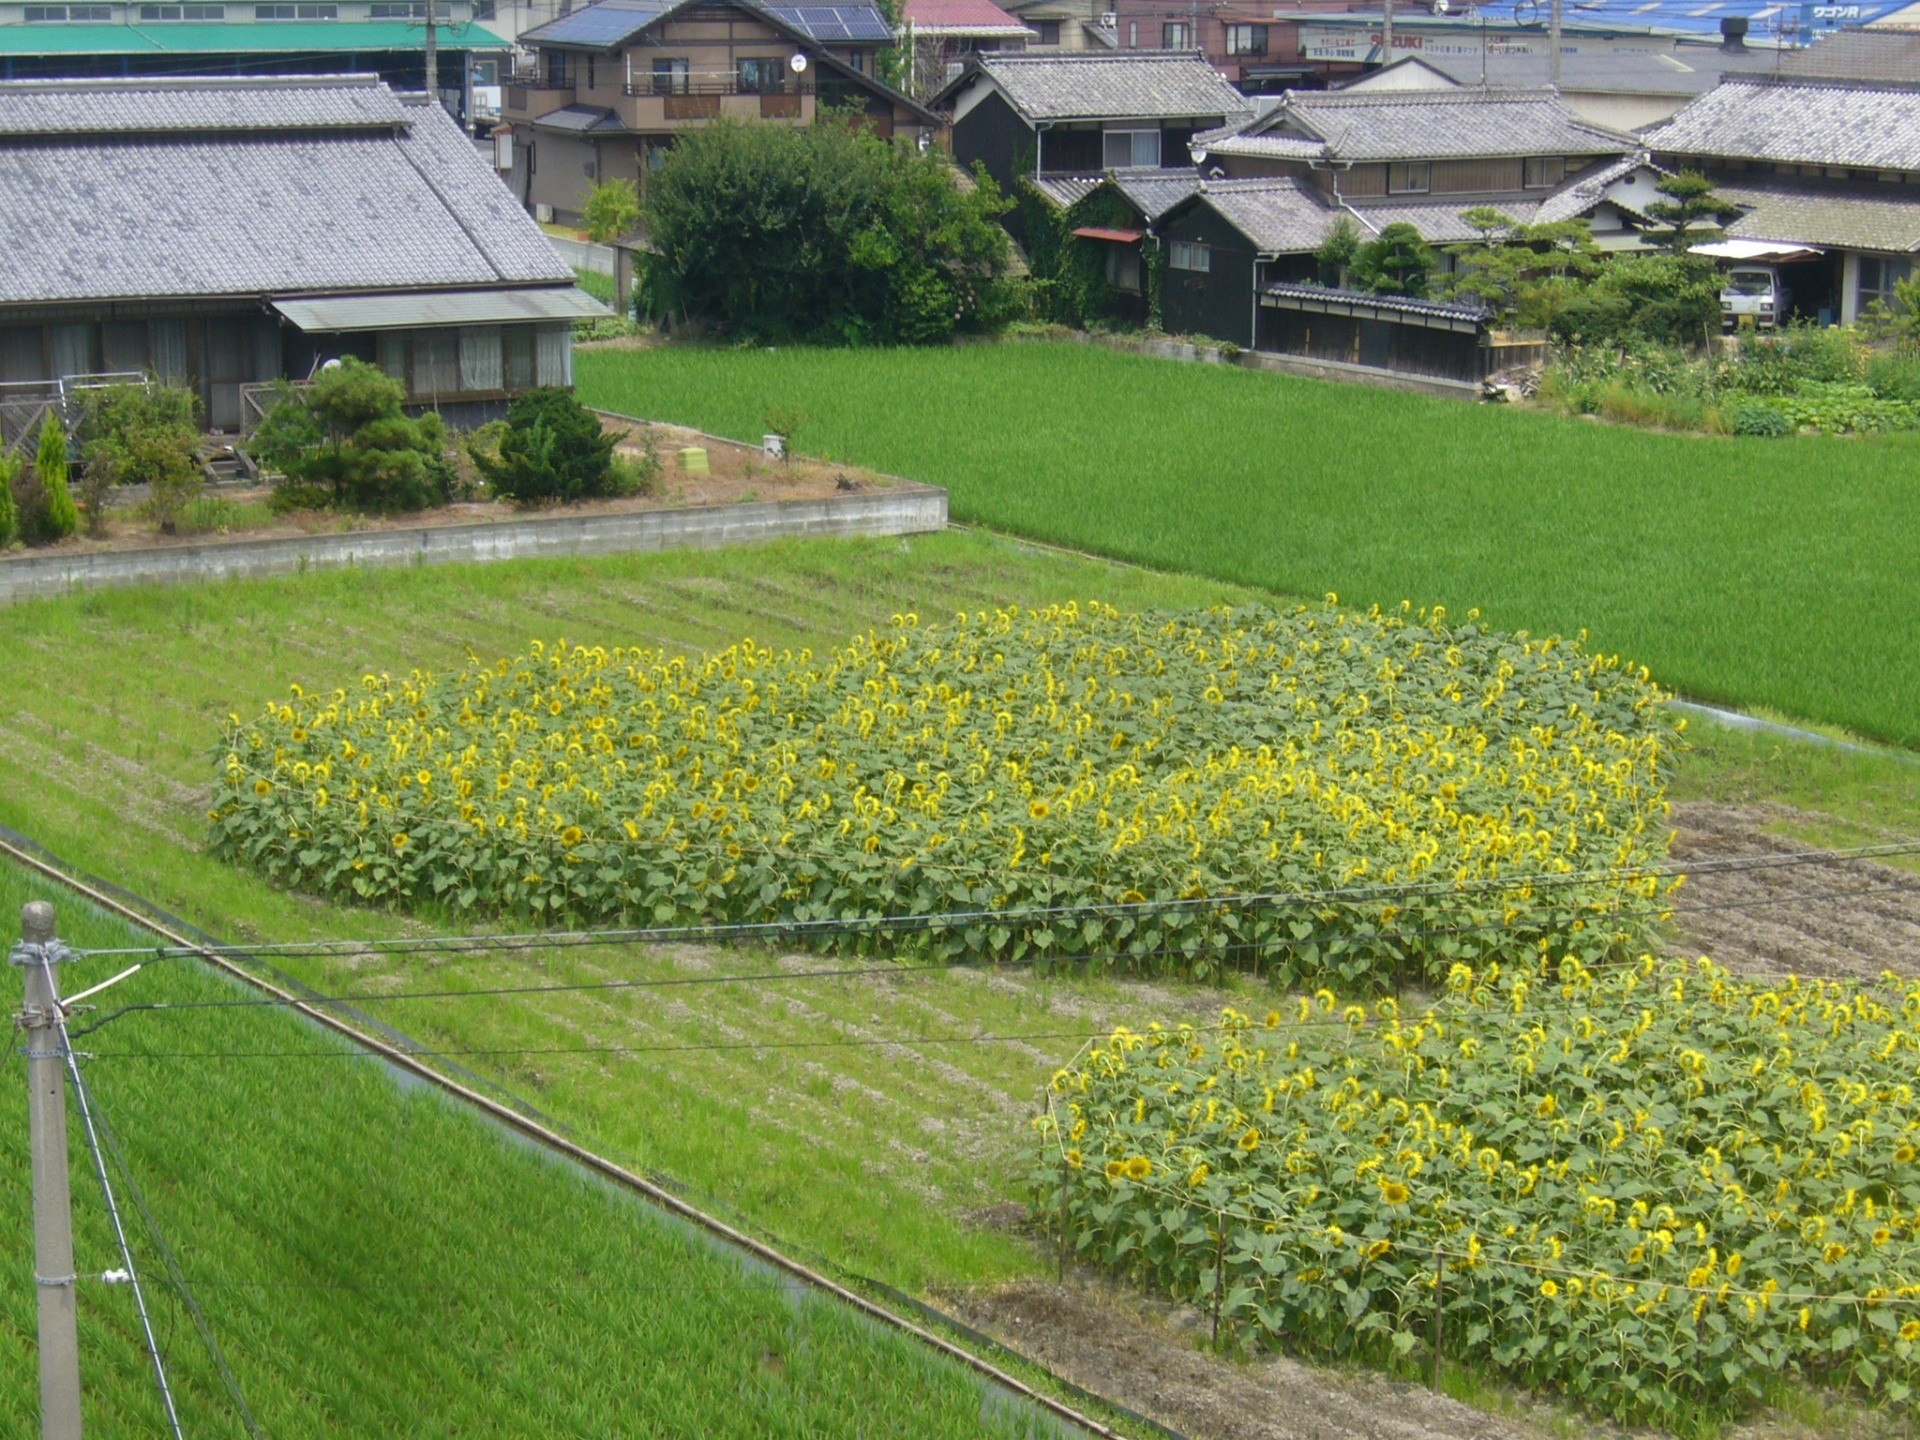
[274,285,608,331]
[0,74,408,135]
[528,103,624,133]
[942,51,1251,122]
[0,19,507,55]
[0,82,570,305]
[1650,76,1920,171]
[902,0,1027,33]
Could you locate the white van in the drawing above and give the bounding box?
[1720,266,1789,329]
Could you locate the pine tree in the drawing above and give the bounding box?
[37,414,78,539]
[1645,171,1737,256]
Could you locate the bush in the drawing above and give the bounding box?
[1727,323,1863,396]
[0,451,17,547]
[641,118,1019,345]
[1866,352,1920,402]
[80,382,202,535]
[249,359,451,513]
[1548,254,1720,350]
[1726,399,1795,437]
[35,416,78,541]
[1350,223,1437,299]
[582,178,641,244]
[473,387,619,505]
[210,603,1675,982]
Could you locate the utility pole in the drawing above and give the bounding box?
[1548,0,1561,87]
[1381,0,1393,62]
[424,0,440,114]
[14,901,82,1440]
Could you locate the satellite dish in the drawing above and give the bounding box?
[790,52,809,72]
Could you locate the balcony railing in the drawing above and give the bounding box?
[625,77,815,120]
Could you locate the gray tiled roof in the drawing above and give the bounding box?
[0,74,407,135]
[1208,88,1636,164]
[1533,153,1659,224]
[1650,77,1920,171]
[1720,176,1920,254]
[1029,166,1200,220]
[951,51,1252,122]
[1189,176,1344,254]
[1777,31,1920,83]
[0,84,570,306]
[1264,281,1489,322]
[1348,199,1542,243]
[1415,43,1780,97]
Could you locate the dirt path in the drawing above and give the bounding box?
[1668,801,1920,980]
[944,802,1920,1440]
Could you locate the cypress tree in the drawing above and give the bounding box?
[37,414,78,539]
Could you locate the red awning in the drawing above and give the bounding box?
[1071,226,1143,243]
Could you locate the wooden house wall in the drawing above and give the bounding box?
[1255,305,1488,382]
[1158,202,1258,349]
[953,87,1032,201]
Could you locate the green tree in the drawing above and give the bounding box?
[35,414,78,539]
[1350,222,1438,299]
[1644,170,1739,256]
[250,358,450,513]
[474,387,619,504]
[582,178,642,244]
[0,452,18,547]
[641,117,1018,345]
[1443,211,1600,322]
[80,382,202,535]
[1315,215,1362,288]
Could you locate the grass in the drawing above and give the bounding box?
[572,342,1920,749]
[4,533,1916,1436]
[573,265,616,306]
[0,863,1076,1439]
[0,532,1268,1297]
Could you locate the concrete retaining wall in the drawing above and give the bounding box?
[0,487,948,605]
[548,234,616,276]
[1002,330,1484,400]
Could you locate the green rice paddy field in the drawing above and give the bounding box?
[575,341,1920,749]
[0,865,1071,1440]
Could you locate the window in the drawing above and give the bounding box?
[459,327,504,393]
[1224,23,1266,55]
[534,324,571,387]
[1161,20,1190,47]
[25,4,111,18]
[412,330,459,397]
[1522,155,1563,190]
[472,0,493,16]
[1387,160,1430,194]
[370,2,454,15]
[142,4,224,17]
[1127,20,1136,46]
[376,333,409,386]
[1169,240,1209,272]
[493,127,513,170]
[504,327,536,391]
[1103,126,1160,169]
[739,56,784,93]
[1859,256,1913,314]
[651,57,689,94]
[1107,244,1141,294]
[471,57,499,83]
[543,48,572,86]
[255,3,336,16]
[586,54,596,89]
[845,48,865,72]
[1032,18,1060,43]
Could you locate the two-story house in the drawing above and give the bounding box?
[0,0,508,128]
[935,49,1248,243]
[1647,75,1920,324]
[501,0,940,225]
[1153,88,1647,357]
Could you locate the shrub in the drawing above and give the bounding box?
[250,359,451,513]
[0,451,17,547]
[80,382,202,535]
[641,119,1019,345]
[473,387,619,505]
[209,603,1675,983]
[35,415,78,540]
[1726,399,1795,437]
[1548,254,1720,350]
[1866,352,1920,402]
[1728,323,1863,396]
[1350,223,1437,299]
[582,178,641,244]
[1036,955,1920,1430]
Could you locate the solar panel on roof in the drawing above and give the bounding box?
[763,3,891,39]
[523,0,667,45]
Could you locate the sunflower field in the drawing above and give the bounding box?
[1033,957,1920,1429]
[209,601,1675,983]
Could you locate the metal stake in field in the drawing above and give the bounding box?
[13,900,83,1440]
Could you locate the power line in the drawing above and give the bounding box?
[75,837,1920,964]
[63,867,1920,1039]
[57,1018,185,1440]
[84,1063,270,1440]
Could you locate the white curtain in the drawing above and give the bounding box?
[48,324,92,380]
[414,331,459,396]
[534,324,570,387]
[150,321,189,385]
[459,326,503,392]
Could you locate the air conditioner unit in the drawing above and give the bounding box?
[534,202,554,222]
[1099,9,1116,25]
